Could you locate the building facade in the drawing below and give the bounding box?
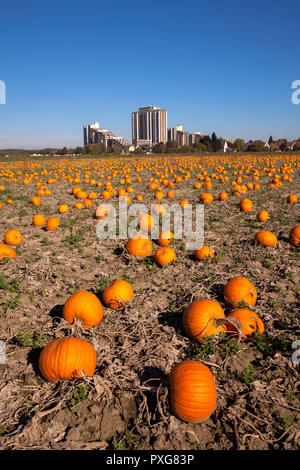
[131,106,167,146]
[83,122,130,148]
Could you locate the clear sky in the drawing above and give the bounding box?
[0,0,300,149]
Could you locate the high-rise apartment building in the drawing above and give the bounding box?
[131,106,167,146]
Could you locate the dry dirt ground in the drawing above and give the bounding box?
[0,155,299,450]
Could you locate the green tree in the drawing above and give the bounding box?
[251,140,265,152]
[166,140,179,153]
[211,132,222,152]
[268,135,274,144]
[152,142,166,154]
[234,138,245,151]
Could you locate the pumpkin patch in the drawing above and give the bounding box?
[0,152,299,450]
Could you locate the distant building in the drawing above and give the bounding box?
[189,132,204,146]
[168,124,190,147]
[131,106,167,146]
[83,122,130,149]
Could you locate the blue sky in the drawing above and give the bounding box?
[0,0,300,148]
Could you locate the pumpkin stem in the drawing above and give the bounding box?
[214,317,246,342]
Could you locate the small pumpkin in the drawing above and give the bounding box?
[289,225,300,246]
[58,204,69,213]
[153,203,167,215]
[224,276,257,308]
[102,280,133,309]
[287,194,297,204]
[63,291,103,328]
[254,230,277,247]
[257,210,268,222]
[95,205,109,219]
[33,214,46,227]
[219,191,228,201]
[168,360,216,423]
[139,213,154,232]
[183,299,226,342]
[240,198,253,212]
[195,246,214,260]
[126,234,152,257]
[39,337,96,383]
[226,309,264,340]
[4,230,23,246]
[154,246,176,266]
[45,217,61,231]
[157,231,174,247]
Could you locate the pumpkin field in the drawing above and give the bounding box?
[0,153,299,450]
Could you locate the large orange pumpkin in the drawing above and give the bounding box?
[4,230,23,246]
[226,309,264,340]
[240,198,253,212]
[224,276,257,308]
[168,360,216,423]
[154,246,176,266]
[102,280,133,309]
[183,299,226,342]
[126,234,152,257]
[289,225,300,246]
[0,242,16,260]
[33,214,46,227]
[45,217,61,231]
[39,337,96,383]
[254,230,277,247]
[63,291,103,328]
[195,246,214,260]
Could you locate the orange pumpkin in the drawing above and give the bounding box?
[33,214,46,227]
[287,194,297,204]
[39,337,96,383]
[224,276,257,308]
[219,191,228,201]
[240,198,253,212]
[226,309,264,340]
[63,291,103,328]
[4,230,23,246]
[195,246,214,260]
[45,217,61,231]
[126,234,152,257]
[183,299,226,342]
[58,204,69,214]
[153,203,167,215]
[257,210,269,222]
[102,280,133,309]
[0,242,16,260]
[154,246,176,266]
[95,205,109,219]
[30,196,42,206]
[289,225,300,246]
[157,231,174,247]
[139,213,154,232]
[254,230,277,247]
[83,198,93,207]
[76,190,87,199]
[168,360,216,423]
